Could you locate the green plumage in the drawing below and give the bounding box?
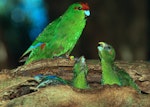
[72,56,89,89]
[21,2,90,64]
[97,42,140,92]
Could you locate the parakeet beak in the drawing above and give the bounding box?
[97,42,105,51]
[80,56,85,63]
[84,10,90,17]
[97,46,103,52]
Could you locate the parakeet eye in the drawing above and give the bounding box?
[75,6,82,10]
[104,46,111,50]
[98,43,102,47]
[78,7,82,10]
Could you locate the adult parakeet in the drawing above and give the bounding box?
[34,74,68,88]
[20,2,90,64]
[97,42,140,92]
[72,56,89,89]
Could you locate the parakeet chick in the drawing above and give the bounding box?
[97,42,140,92]
[72,56,89,89]
[20,2,90,64]
[34,74,68,88]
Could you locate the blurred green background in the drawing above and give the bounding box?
[0,0,149,69]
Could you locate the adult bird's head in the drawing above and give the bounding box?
[65,2,90,18]
[97,42,116,62]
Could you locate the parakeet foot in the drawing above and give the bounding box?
[65,54,75,60]
[69,56,75,60]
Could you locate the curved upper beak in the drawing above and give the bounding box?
[84,10,90,17]
[97,42,105,51]
[97,46,103,51]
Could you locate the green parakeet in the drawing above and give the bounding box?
[20,2,90,64]
[97,42,140,92]
[72,56,89,89]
